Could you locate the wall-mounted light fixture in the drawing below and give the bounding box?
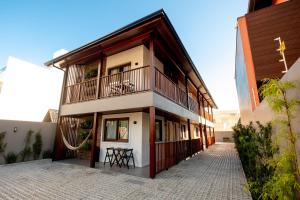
[13,127,17,133]
[133,121,137,124]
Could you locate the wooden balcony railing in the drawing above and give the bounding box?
[99,66,150,98]
[188,96,199,114]
[63,77,97,104]
[155,140,189,173]
[155,138,202,174]
[204,111,213,121]
[155,68,188,108]
[62,65,202,115]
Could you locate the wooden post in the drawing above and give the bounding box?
[213,127,215,144]
[199,123,203,150]
[53,66,69,161]
[204,125,208,148]
[211,106,214,122]
[185,75,189,109]
[149,36,155,91]
[98,54,106,98]
[149,106,156,178]
[90,112,99,168]
[187,119,192,157]
[95,55,102,99]
[197,89,204,151]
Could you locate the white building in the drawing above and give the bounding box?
[0,56,64,122]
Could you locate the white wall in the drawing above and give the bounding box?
[243,58,300,167]
[99,112,144,167]
[0,119,56,164]
[106,45,144,74]
[0,56,63,122]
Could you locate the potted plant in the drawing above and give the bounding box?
[84,69,98,79]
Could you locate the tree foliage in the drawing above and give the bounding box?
[259,79,300,200]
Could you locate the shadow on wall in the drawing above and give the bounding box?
[0,119,56,164]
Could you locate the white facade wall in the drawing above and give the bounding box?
[0,56,63,122]
[98,112,166,168]
[99,112,144,167]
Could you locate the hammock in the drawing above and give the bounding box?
[60,126,93,151]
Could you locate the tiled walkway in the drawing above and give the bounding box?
[0,143,252,200]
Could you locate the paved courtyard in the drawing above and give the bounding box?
[0,143,251,200]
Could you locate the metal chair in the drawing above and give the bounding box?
[103,147,114,166]
[122,149,135,169]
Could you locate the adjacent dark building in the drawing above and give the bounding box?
[235,0,300,121]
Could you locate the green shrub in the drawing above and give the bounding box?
[233,120,277,200]
[84,69,98,79]
[0,131,7,154]
[32,132,43,160]
[259,79,300,199]
[80,118,93,129]
[42,150,52,159]
[19,130,33,161]
[4,152,17,164]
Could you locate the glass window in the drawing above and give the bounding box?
[104,118,129,142]
[108,63,131,75]
[195,127,199,137]
[118,119,129,140]
[155,120,162,142]
[181,124,186,139]
[105,120,117,140]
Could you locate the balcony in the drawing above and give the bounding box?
[62,65,200,115]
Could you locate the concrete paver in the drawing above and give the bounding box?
[0,143,252,200]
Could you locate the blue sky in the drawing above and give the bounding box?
[0,1,248,110]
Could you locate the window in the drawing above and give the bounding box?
[108,63,131,75]
[181,124,186,139]
[195,127,199,137]
[104,118,129,142]
[155,120,162,142]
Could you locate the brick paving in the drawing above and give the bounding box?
[0,143,252,200]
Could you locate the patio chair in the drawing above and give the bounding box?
[122,149,135,169]
[104,147,114,166]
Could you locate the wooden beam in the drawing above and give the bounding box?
[149,35,155,91]
[97,54,106,98]
[103,31,152,54]
[199,123,203,151]
[95,57,102,99]
[197,89,204,151]
[204,125,208,148]
[187,119,192,157]
[53,66,69,161]
[149,106,156,178]
[90,112,99,168]
[185,75,189,109]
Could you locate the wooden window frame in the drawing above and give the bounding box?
[104,117,129,142]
